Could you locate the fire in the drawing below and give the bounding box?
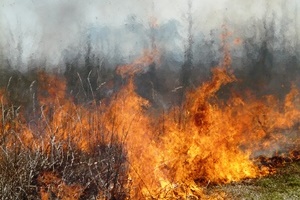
[0,47,300,199]
[38,171,83,200]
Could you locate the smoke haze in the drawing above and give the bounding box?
[0,0,299,70]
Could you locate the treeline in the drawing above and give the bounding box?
[0,12,300,109]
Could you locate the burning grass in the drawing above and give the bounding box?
[0,86,129,199]
[0,136,127,199]
[0,50,300,199]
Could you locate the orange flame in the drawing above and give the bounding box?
[0,48,299,199]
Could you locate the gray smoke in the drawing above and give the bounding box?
[0,0,299,71]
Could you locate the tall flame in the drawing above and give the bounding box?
[0,46,299,199]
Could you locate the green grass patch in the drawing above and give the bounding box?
[206,160,300,200]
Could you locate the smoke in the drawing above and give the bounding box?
[0,0,299,71]
[0,0,299,163]
[35,1,87,63]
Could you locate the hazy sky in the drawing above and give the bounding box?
[0,0,299,68]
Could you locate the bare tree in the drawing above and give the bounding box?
[181,0,194,89]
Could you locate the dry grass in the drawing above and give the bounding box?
[0,105,128,199]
